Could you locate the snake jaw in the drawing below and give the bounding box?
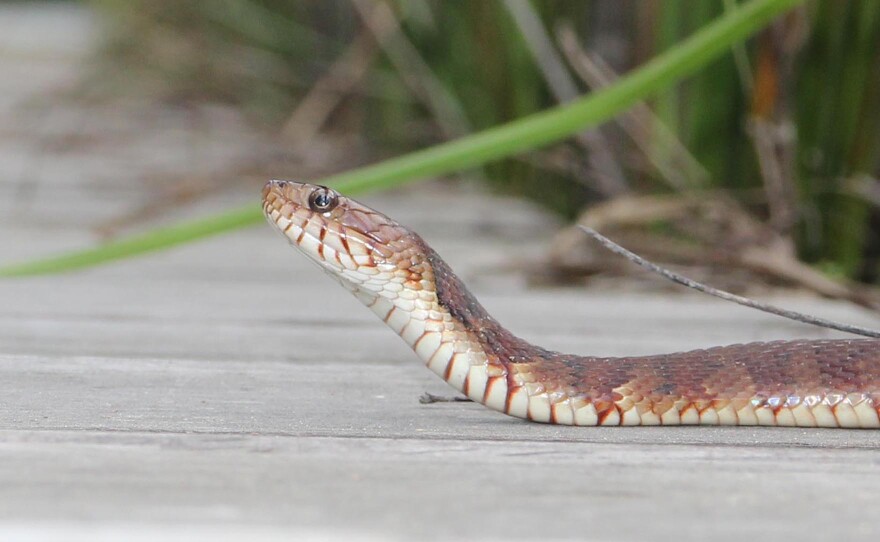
[262,179,416,294]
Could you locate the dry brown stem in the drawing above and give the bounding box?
[503,0,627,196]
[541,194,880,312]
[556,23,710,191]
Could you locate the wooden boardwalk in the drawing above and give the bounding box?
[2,5,880,541]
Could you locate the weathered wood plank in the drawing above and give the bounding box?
[3,5,880,542]
[2,428,879,541]
[3,354,880,449]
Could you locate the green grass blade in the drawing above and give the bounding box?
[0,0,804,278]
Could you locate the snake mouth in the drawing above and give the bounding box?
[262,181,308,240]
[263,180,343,271]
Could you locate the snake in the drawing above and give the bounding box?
[263,180,880,428]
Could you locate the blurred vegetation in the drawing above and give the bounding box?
[85,0,879,282]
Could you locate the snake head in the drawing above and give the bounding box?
[262,180,428,296]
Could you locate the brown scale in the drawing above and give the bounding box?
[535,340,880,411]
[419,236,880,418]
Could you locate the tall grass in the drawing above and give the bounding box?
[795,2,880,278]
[6,0,877,280]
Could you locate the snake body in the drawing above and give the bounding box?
[263,180,880,428]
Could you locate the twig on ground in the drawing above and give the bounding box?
[419,393,472,404]
[579,225,880,338]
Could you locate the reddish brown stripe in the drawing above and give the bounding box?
[597,403,620,425]
[383,306,397,324]
[483,376,499,403]
[339,228,352,256]
[504,385,521,413]
[317,224,327,258]
[443,355,455,381]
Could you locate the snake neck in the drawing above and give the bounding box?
[426,250,552,363]
[347,241,547,412]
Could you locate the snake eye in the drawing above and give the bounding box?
[308,187,339,213]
